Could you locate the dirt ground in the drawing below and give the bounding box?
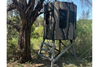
[7,55,78,67]
[7,50,92,67]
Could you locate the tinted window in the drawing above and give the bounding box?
[46,13,49,24]
[69,11,76,24]
[59,9,67,29]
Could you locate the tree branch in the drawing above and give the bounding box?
[28,0,31,6]
[34,0,44,12]
[19,0,27,5]
[30,0,35,9]
[24,0,27,11]
[7,3,16,11]
[80,0,92,7]
[19,0,27,11]
[12,0,18,6]
[31,0,44,18]
[36,11,44,17]
[25,0,35,16]
[7,19,20,32]
[12,0,24,13]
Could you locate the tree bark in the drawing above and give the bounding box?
[7,0,44,63]
[18,20,31,63]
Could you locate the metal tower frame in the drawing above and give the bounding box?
[38,39,77,67]
[38,1,77,67]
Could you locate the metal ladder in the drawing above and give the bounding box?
[38,42,52,61]
[38,40,77,67]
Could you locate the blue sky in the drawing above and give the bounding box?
[41,0,92,20]
[58,0,92,20]
[7,0,92,20]
[72,0,92,20]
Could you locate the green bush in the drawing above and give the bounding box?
[7,38,18,61]
[7,21,19,61]
[75,19,92,56]
[31,26,43,38]
[58,19,92,61]
[7,18,92,63]
[31,37,43,50]
[31,24,35,36]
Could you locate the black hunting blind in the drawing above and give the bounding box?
[38,1,77,67]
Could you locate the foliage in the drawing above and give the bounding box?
[7,14,92,66]
[34,16,44,27]
[31,24,35,37]
[7,21,19,61]
[31,37,43,50]
[54,19,92,65]
[30,26,43,55]
[75,19,92,56]
[7,11,20,61]
[7,0,92,66]
[7,17,44,61]
[65,20,92,65]
[31,26,43,38]
[7,37,18,61]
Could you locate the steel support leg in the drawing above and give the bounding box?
[53,43,73,63]
[38,39,45,58]
[70,40,77,60]
[72,43,77,60]
[59,40,61,54]
[51,40,55,67]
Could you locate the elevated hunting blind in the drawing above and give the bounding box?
[44,2,77,40]
[38,1,77,67]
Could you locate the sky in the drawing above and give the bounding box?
[7,0,92,20]
[72,0,92,20]
[41,0,92,20]
[59,0,92,20]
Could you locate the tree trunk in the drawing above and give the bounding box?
[18,20,31,63]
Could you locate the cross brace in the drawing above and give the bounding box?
[38,40,77,67]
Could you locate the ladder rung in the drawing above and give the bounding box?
[41,42,52,47]
[41,48,52,53]
[39,54,51,61]
[49,46,59,51]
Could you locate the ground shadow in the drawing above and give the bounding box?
[31,50,78,67]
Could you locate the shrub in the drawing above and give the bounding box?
[31,26,43,38]
[7,38,18,61]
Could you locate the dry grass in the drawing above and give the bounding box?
[7,50,92,67]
